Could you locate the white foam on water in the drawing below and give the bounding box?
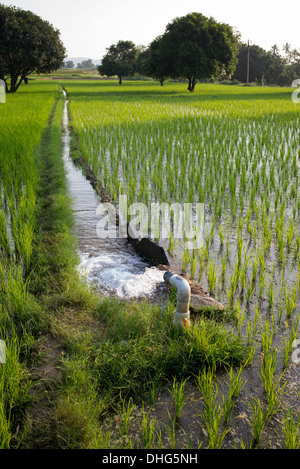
[79,252,165,298]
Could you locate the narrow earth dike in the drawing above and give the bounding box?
[8,90,108,448]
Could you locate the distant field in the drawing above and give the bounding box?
[31,68,101,80]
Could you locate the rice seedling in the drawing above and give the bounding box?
[207,258,218,294]
[282,317,299,369]
[141,405,157,449]
[259,348,287,414]
[195,367,229,449]
[165,409,177,449]
[222,366,245,426]
[247,397,269,449]
[284,283,298,319]
[168,377,189,421]
[281,407,300,449]
[117,396,136,438]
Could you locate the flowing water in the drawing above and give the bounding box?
[61,91,166,300]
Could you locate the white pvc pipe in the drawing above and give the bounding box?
[164,271,191,327]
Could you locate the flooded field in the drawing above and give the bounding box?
[61,81,300,448]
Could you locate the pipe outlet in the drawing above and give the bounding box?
[164,271,191,327]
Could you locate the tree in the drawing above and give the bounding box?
[134,45,149,77]
[65,60,74,69]
[143,36,172,85]
[0,4,66,92]
[290,48,300,64]
[270,44,280,56]
[98,40,138,84]
[233,42,292,86]
[156,12,239,92]
[282,43,291,63]
[78,59,95,69]
[233,43,268,83]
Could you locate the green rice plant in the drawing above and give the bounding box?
[221,255,227,285]
[222,366,245,426]
[165,409,177,449]
[245,280,255,303]
[167,232,177,256]
[247,397,269,449]
[267,281,276,308]
[246,304,261,346]
[197,248,206,283]
[285,218,295,252]
[218,224,225,246]
[284,283,298,319]
[141,405,157,449]
[281,407,300,449]
[240,250,250,292]
[195,368,229,449]
[282,319,299,369]
[169,377,189,421]
[190,251,198,280]
[259,349,287,414]
[117,396,136,438]
[207,258,217,294]
[250,256,259,285]
[261,319,275,356]
[181,248,190,272]
[234,301,245,336]
[258,271,268,298]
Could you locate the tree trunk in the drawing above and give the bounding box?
[187,77,196,92]
[9,76,18,93]
[8,75,23,93]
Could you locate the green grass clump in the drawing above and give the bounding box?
[61,297,248,410]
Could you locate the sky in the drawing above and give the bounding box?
[2,0,299,60]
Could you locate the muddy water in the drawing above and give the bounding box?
[61,92,166,300]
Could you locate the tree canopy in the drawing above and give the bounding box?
[233,42,297,86]
[142,36,173,86]
[98,40,138,85]
[151,12,240,91]
[0,4,66,92]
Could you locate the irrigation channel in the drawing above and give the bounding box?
[61,90,300,448]
[62,90,167,301]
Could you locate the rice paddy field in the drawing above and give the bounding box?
[1,78,300,449]
[67,80,300,320]
[64,80,300,447]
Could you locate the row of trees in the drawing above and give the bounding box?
[233,43,300,86]
[1,4,299,93]
[62,59,96,69]
[98,13,299,90]
[98,13,239,91]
